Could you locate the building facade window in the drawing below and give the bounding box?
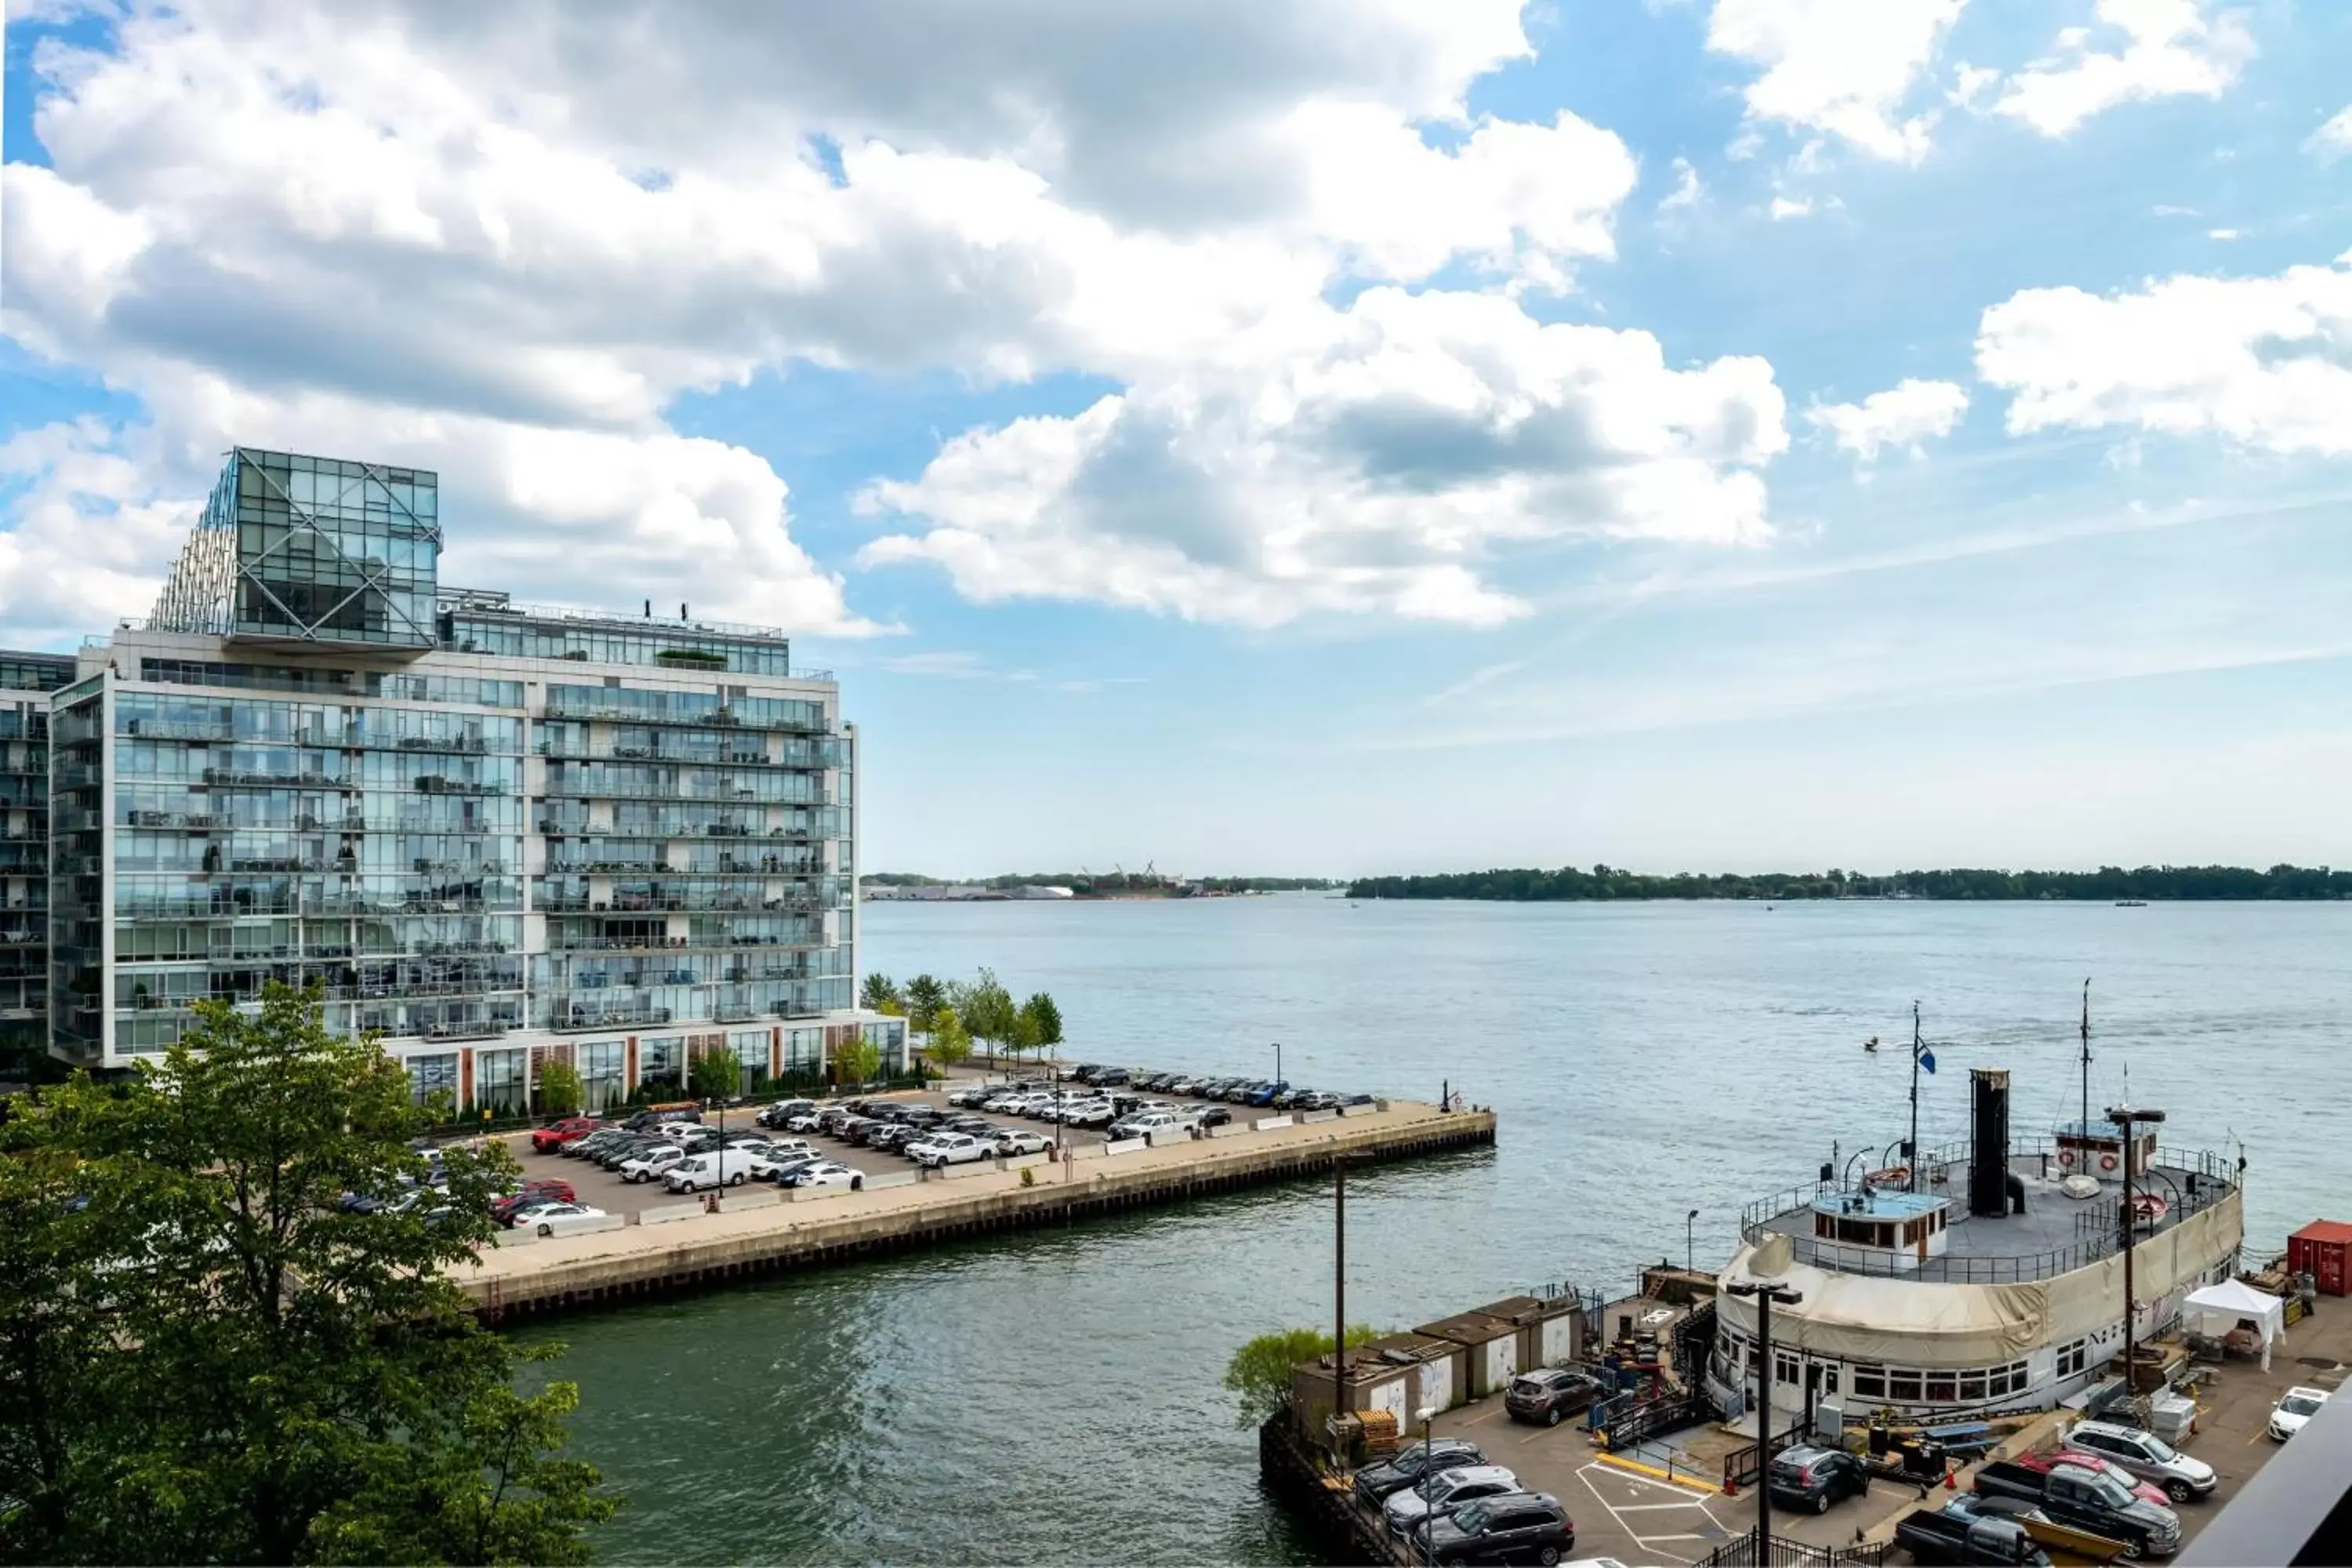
[579,1040,625,1111]
[407,1052,458,1106]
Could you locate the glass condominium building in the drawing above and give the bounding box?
[46,445,902,1111]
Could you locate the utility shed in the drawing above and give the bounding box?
[1290,1333,1464,1438]
[1414,1311,1523,1397]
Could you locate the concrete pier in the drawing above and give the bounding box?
[464,1099,1494,1323]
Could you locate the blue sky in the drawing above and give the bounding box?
[5,0,2350,876]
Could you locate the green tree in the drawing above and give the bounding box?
[1222,1324,1383,1427]
[1021,993,1063,1054]
[0,984,619,1564]
[836,1035,883,1086]
[535,1058,584,1118]
[1005,1009,1040,1070]
[961,968,1018,1065]
[859,973,902,1013]
[903,974,947,1036]
[924,1006,972,1069]
[688,1045,742,1104]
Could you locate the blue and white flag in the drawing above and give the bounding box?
[1915,1040,1936,1075]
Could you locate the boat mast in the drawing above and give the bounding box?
[1909,1000,1922,1193]
[2080,979,2092,1149]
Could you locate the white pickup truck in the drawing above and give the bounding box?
[906,1131,991,1169]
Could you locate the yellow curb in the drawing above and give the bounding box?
[1593,1450,1722,1495]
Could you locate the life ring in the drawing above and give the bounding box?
[2100,1153,2118,1173]
[2131,1192,2169,1223]
[2059,1149,2076,1168]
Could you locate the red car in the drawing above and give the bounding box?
[530,1116,604,1153]
[492,1179,577,1225]
[2014,1448,2171,1508]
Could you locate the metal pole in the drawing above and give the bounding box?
[1334,1155,1347,1458]
[1687,1209,1698,1274]
[1275,1040,1283,1091]
[1757,1288,1774,1563]
[1420,1407,1435,1568]
[1909,1000,1922,1194]
[2080,980,2092,1149]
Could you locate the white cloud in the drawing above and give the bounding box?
[2206,227,2240,240]
[2307,107,2352,165]
[1805,378,1970,462]
[1769,195,1813,220]
[0,0,1725,633]
[1706,0,1968,163]
[1976,255,2352,456]
[858,287,1789,626]
[1660,156,1704,212]
[1993,0,2254,137]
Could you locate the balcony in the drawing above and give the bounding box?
[550,1005,672,1033]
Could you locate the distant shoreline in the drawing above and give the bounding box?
[1345,864,2350,902]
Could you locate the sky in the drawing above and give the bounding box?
[3,0,2350,878]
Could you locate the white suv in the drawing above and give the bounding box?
[618,1143,689,1183]
[906,1131,990,1169]
[1111,1111,1185,1141]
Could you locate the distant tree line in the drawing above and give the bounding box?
[1345,863,2352,902]
[864,871,1338,895]
[861,968,1063,1071]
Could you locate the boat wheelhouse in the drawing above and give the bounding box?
[1708,1067,2242,1421]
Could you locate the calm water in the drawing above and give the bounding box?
[524,898,2352,1565]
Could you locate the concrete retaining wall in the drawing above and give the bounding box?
[864,1171,920,1191]
[1254,1114,1294,1132]
[1102,1136,1147,1156]
[1005,1152,1051,1171]
[640,1201,708,1227]
[1300,1109,1339,1124]
[541,1213,626,1240]
[725,1189,784,1211]
[1146,1129,1191,1149]
[930,1159,997,1181]
[1340,1102,1379,1118]
[1207,1122,1250,1139]
[466,1107,1497,1326]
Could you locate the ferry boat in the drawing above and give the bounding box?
[1706,1067,2242,1421]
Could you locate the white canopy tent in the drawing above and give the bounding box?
[2181,1278,2286,1369]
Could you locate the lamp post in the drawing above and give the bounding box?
[1727,1279,1804,1563]
[2107,1103,2167,1398]
[1273,1040,1283,1092]
[1415,1403,1439,1567]
[1686,1209,1700,1275]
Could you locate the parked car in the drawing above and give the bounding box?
[781,1161,862,1191]
[991,1129,1053,1157]
[1768,1446,1871,1515]
[1194,1105,1233,1131]
[530,1116,604,1153]
[618,1144,691,1183]
[1352,1439,1486,1506]
[514,1201,605,1236]
[1069,1102,1120,1128]
[1091,1067,1132,1087]
[1409,1490,1573,1566]
[2270,1386,2330,1442]
[1894,1500,2053,1566]
[1110,1111,1185,1141]
[1244,1081,1290,1107]
[2060,1421,2217,1504]
[1972,1461,2181,1558]
[564,1129,629,1160]
[1292,1091,1341,1112]
[1385,1465,1523,1538]
[1504,1368,1608,1427]
[622,1106,701,1131]
[663,1149,764,1192]
[2012,1449,2172,1508]
[908,1131,990,1168]
[492,1180,578,1225]
[756,1098,817,1129]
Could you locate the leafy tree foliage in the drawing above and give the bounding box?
[688,1045,742,1104]
[535,1058,584,1117]
[903,974,946,1035]
[1346,862,2352,902]
[1222,1324,1383,1427]
[836,1036,883,1087]
[924,1006,972,1069]
[859,973,902,1012]
[958,968,1019,1063]
[1021,993,1062,1049]
[0,985,619,1564]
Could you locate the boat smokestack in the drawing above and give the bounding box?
[1969,1068,2011,1218]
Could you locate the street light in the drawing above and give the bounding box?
[1726,1279,1804,1563]
[1273,1041,1283,1091]
[1415,1403,1439,1568]
[1686,1209,1700,1274]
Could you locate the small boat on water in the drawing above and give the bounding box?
[1864,1036,1880,1053]
[2115,899,2147,907]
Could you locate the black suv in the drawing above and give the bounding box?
[1768,1446,1871,1515]
[1503,1368,1607,1427]
[1411,1490,1573,1565]
[1352,1439,1485,1506]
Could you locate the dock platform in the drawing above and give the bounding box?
[463,1098,1494,1323]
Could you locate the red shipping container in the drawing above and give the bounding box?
[2288,1220,2352,1297]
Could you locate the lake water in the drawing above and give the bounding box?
[524,898,2352,1565]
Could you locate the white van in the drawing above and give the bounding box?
[662,1149,758,1193]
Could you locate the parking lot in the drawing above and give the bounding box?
[500,1065,1356,1225]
